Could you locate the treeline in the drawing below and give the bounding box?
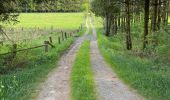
[91,0,170,50]
[14,0,88,12]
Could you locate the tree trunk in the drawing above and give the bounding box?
[121,16,124,32]
[157,0,161,30]
[162,0,167,26]
[143,0,150,49]
[166,1,169,25]
[125,0,132,50]
[105,13,111,36]
[152,0,158,32]
[118,14,121,29]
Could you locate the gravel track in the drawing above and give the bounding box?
[37,18,89,100]
[90,18,145,100]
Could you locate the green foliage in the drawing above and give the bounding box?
[91,0,120,18]
[154,29,170,65]
[97,27,170,100]
[71,40,96,100]
[0,0,19,26]
[17,0,87,12]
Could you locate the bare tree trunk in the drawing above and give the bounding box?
[105,12,111,36]
[118,14,121,29]
[121,16,124,32]
[125,0,132,50]
[143,0,150,49]
[162,0,167,26]
[157,0,161,30]
[152,0,158,32]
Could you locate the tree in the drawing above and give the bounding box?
[125,0,132,50]
[0,0,19,41]
[0,0,18,23]
[91,0,120,36]
[16,0,86,12]
[143,0,150,49]
[152,0,158,32]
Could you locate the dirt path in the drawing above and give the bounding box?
[90,18,145,100]
[37,18,89,100]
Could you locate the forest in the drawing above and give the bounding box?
[91,0,170,50]
[2,0,88,12]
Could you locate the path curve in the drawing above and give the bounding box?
[37,18,89,100]
[90,18,145,100]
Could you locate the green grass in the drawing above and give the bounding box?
[0,25,86,100]
[0,36,75,99]
[0,12,86,99]
[71,40,96,100]
[96,28,170,100]
[8,13,84,29]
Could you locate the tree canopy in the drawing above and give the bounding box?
[91,0,170,50]
[0,0,18,24]
[17,0,88,12]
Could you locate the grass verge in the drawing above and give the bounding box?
[97,29,170,100]
[71,40,96,100]
[0,36,75,100]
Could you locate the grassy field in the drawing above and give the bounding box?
[9,13,84,29]
[71,40,96,100]
[95,17,170,100]
[0,13,85,99]
[0,13,85,54]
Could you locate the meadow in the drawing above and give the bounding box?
[0,13,85,99]
[7,13,84,29]
[0,13,84,53]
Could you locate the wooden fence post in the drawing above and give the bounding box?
[65,32,67,39]
[58,36,61,44]
[49,37,53,43]
[61,31,64,41]
[12,44,17,58]
[44,41,49,52]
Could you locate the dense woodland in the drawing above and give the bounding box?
[14,0,88,12]
[91,0,170,50]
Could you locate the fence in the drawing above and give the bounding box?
[0,24,83,57]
